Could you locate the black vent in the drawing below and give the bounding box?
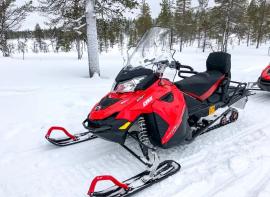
[160,92,174,102]
[99,96,120,109]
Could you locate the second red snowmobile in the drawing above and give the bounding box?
[248,64,270,92]
[45,27,250,196]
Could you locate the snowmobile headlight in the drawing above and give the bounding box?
[114,76,146,93]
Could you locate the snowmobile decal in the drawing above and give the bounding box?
[143,96,153,107]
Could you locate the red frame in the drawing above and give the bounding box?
[88,79,186,145]
[87,175,129,196]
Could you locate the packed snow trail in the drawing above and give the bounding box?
[0,45,270,197]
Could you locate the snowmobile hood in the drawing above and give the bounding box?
[261,65,270,81]
[88,79,174,122]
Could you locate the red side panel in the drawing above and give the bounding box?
[261,65,270,81]
[186,75,225,101]
[150,86,186,145]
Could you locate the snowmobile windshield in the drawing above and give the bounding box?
[124,27,173,70]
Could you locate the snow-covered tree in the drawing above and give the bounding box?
[40,0,138,77]
[0,0,32,57]
[39,0,85,59]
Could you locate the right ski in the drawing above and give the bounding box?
[45,126,97,146]
[88,160,181,197]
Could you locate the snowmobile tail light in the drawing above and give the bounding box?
[119,122,131,130]
[114,76,146,93]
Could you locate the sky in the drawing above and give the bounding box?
[17,0,215,30]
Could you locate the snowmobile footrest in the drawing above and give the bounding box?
[87,160,181,197]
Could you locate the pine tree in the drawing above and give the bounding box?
[246,1,258,46]
[174,0,191,52]
[39,0,85,59]
[213,0,249,52]
[136,0,153,38]
[157,0,173,28]
[33,23,44,52]
[255,0,270,48]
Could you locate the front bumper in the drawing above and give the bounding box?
[82,118,129,144]
[258,77,270,92]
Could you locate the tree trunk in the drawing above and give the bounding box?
[2,33,9,57]
[76,37,82,60]
[197,30,201,48]
[247,28,250,47]
[180,37,183,52]
[202,29,207,53]
[86,0,100,78]
[256,0,266,49]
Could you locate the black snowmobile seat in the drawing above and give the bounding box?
[175,52,231,101]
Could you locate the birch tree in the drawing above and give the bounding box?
[86,0,99,77]
[86,0,138,77]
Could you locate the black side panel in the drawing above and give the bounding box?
[184,94,208,117]
[99,96,120,110]
[160,92,174,102]
[145,113,168,147]
[161,109,191,149]
[145,109,190,149]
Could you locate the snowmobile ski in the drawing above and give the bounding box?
[45,126,97,146]
[87,160,180,197]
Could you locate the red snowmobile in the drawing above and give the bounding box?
[247,64,270,92]
[45,27,250,196]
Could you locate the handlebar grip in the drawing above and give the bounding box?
[181,65,194,71]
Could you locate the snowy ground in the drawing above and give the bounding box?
[1,45,270,197]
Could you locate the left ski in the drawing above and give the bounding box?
[45,126,97,146]
[88,160,181,197]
